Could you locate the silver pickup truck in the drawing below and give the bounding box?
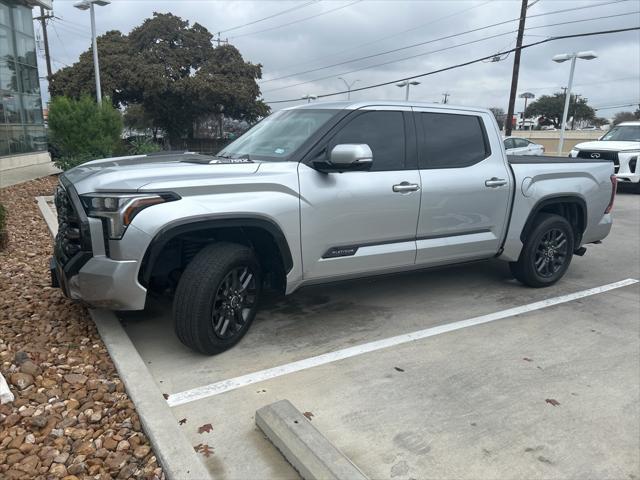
[51,101,617,354]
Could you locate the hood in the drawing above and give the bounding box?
[573,140,640,152]
[62,153,261,194]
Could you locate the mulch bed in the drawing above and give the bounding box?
[0,176,163,479]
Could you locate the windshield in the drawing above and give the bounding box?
[218,109,338,161]
[600,125,640,142]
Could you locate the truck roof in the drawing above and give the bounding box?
[283,100,492,115]
[618,121,640,126]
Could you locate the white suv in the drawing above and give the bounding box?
[570,121,640,191]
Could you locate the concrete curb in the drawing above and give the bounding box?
[256,399,369,480]
[36,197,212,480]
[91,310,212,480]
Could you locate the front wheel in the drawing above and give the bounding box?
[510,213,575,288]
[173,242,262,355]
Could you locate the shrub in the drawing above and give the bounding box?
[0,203,7,250]
[128,137,161,155]
[48,95,123,170]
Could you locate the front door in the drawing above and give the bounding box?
[298,108,421,281]
[413,107,511,265]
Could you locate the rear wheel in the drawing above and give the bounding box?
[173,242,262,355]
[510,213,575,287]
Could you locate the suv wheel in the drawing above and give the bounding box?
[510,213,575,288]
[174,242,262,355]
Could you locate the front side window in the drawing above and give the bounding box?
[417,112,490,168]
[514,138,530,148]
[600,125,640,142]
[504,138,515,149]
[329,110,406,171]
[218,109,337,161]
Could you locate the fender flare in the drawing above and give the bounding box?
[520,195,588,243]
[139,216,294,286]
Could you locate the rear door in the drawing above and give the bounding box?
[298,107,421,280]
[413,107,511,264]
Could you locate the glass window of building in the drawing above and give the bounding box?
[0,0,47,160]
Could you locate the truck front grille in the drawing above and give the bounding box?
[577,150,619,172]
[54,185,91,268]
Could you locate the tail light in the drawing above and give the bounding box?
[604,174,617,214]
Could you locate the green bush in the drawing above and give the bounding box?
[128,137,161,155]
[48,95,123,170]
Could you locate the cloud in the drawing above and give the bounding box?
[39,0,640,118]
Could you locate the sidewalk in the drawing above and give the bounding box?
[0,162,60,189]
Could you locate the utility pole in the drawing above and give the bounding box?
[442,92,450,104]
[214,33,229,47]
[35,7,53,80]
[505,0,528,136]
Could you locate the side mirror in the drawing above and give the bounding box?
[313,144,373,172]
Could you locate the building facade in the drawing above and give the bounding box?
[0,0,51,172]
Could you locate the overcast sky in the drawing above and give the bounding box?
[37,0,640,118]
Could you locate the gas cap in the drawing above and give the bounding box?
[521,176,535,197]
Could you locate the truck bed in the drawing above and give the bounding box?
[507,154,612,164]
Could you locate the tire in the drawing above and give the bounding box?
[509,213,575,288]
[173,242,262,355]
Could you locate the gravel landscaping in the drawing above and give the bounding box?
[0,176,164,479]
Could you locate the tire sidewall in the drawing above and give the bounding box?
[200,252,262,351]
[523,216,575,286]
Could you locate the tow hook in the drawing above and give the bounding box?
[574,246,587,256]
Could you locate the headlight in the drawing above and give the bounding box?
[569,148,578,157]
[80,192,180,239]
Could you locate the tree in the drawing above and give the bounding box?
[525,92,595,128]
[48,96,123,170]
[613,111,638,125]
[592,117,610,127]
[49,13,268,147]
[488,107,506,130]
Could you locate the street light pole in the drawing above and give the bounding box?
[74,0,110,104]
[396,81,420,101]
[553,50,597,154]
[338,77,359,100]
[89,3,101,104]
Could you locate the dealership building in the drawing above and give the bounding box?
[1,0,51,174]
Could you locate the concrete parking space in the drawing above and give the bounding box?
[119,192,639,479]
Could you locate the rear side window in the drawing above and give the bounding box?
[417,112,490,169]
[330,111,406,171]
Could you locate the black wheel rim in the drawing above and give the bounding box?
[534,228,568,278]
[211,266,257,339]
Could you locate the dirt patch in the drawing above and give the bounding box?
[0,176,163,479]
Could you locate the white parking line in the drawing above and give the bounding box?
[166,278,639,407]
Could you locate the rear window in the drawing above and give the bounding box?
[417,112,490,168]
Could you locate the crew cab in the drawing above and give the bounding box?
[50,101,616,354]
[569,121,640,190]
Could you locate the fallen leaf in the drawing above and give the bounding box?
[193,443,202,452]
[179,418,187,425]
[303,411,314,421]
[545,398,560,407]
[162,393,169,400]
[200,444,214,457]
[394,367,405,372]
[523,357,533,362]
[198,423,213,434]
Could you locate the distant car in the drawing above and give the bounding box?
[580,126,598,130]
[504,137,544,156]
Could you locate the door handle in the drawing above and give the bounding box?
[485,177,508,188]
[393,182,420,193]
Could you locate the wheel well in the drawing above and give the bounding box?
[521,197,586,245]
[140,221,291,296]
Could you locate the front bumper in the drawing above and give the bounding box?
[51,255,147,310]
[615,173,640,184]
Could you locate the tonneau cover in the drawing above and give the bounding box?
[508,155,613,164]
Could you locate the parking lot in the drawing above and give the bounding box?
[120,191,639,480]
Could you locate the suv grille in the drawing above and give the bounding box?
[577,150,619,172]
[54,186,89,267]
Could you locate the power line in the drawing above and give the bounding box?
[262,11,638,95]
[264,27,640,104]
[230,0,362,39]
[217,1,318,34]
[260,0,632,85]
[261,0,493,79]
[594,102,640,110]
